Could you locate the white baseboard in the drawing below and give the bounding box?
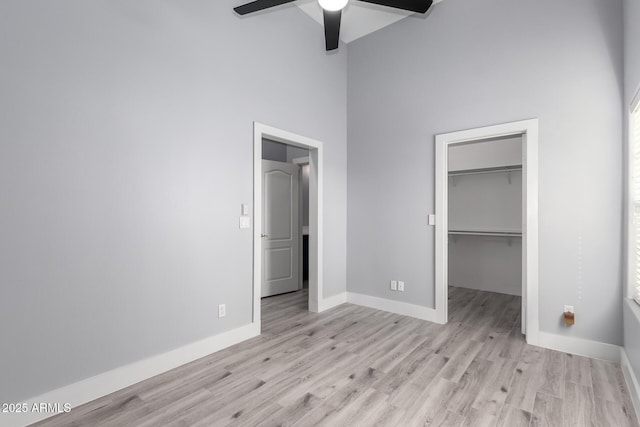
[621,348,640,422]
[1,323,260,427]
[538,331,621,363]
[318,292,347,312]
[346,292,442,324]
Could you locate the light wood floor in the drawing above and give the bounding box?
[33,286,638,426]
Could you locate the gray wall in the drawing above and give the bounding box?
[0,0,347,403]
[449,174,522,233]
[347,0,624,344]
[625,0,640,105]
[449,237,522,296]
[449,170,522,297]
[262,138,288,162]
[262,139,309,163]
[287,146,310,162]
[624,0,640,378]
[448,136,522,171]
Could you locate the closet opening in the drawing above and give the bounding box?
[435,120,539,346]
[448,136,524,335]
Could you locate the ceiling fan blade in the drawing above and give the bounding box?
[234,0,296,15]
[324,9,342,51]
[358,0,432,14]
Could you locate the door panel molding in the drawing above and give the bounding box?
[262,161,299,297]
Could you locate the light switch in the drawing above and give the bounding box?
[239,216,251,229]
[241,203,249,216]
[428,214,436,226]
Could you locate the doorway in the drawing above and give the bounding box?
[253,123,324,330]
[435,119,540,346]
[260,139,309,297]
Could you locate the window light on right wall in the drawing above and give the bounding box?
[630,91,640,305]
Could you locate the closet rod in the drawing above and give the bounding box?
[448,165,522,177]
[448,230,522,237]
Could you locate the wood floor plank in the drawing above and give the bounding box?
[275,350,360,406]
[438,339,484,383]
[462,408,498,427]
[445,358,494,417]
[590,357,622,403]
[594,397,639,427]
[256,393,321,427]
[357,402,406,427]
[617,367,640,426]
[134,388,214,427]
[471,356,518,416]
[313,388,388,427]
[564,354,593,388]
[399,377,458,425]
[499,324,526,360]
[478,329,512,361]
[531,391,564,427]
[400,351,449,391]
[368,333,426,373]
[538,349,566,398]
[496,404,532,427]
[505,344,545,412]
[373,341,434,395]
[563,381,597,427]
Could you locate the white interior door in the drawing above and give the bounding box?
[262,160,300,297]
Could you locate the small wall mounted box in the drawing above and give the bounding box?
[564,311,574,326]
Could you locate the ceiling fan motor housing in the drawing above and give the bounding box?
[318,0,349,11]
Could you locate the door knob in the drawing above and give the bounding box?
[261,234,269,238]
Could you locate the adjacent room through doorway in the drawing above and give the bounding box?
[261,138,310,302]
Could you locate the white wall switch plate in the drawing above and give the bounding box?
[564,305,574,313]
[390,280,397,291]
[218,304,226,318]
[239,216,251,229]
[428,214,436,226]
[398,281,405,292]
[241,203,249,216]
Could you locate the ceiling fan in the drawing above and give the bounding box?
[233,0,433,51]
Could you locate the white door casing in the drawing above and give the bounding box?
[262,160,300,297]
[435,119,539,346]
[253,122,324,329]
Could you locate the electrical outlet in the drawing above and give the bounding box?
[218,304,226,318]
[390,280,398,291]
[564,305,574,314]
[398,281,405,292]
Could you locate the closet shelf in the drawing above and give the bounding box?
[448,165,522,177]
[448,230,522,237]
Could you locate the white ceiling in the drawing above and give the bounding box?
[295,0,442,44]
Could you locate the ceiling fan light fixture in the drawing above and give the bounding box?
[318,0,348,12]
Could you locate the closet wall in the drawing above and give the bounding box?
[448,136,523,296]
